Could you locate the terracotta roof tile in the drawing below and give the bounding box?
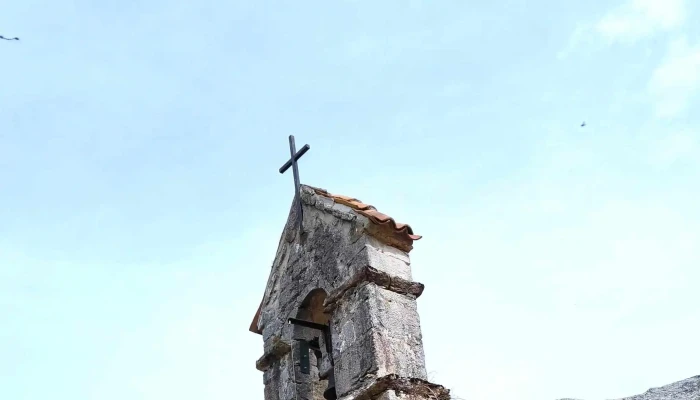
[311,187,422,241]
[249,301,262,334]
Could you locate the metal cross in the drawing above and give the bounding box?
[279,135,310,230]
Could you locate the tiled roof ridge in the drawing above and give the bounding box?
[307,186,422,241]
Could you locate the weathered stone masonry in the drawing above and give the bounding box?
[250,185,449,400]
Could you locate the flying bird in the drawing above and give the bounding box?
[580,121,586,127]
[0,35,20,41]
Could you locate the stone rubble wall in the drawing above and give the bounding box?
[255,186,449,400]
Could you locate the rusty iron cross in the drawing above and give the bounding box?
[279,135,310,230]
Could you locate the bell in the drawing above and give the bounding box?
[323,371,337,400]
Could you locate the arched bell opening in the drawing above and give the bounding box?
[288,289,337,400]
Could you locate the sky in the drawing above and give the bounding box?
[1,1,699,399]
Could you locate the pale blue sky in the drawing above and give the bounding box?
[1,1,699,399]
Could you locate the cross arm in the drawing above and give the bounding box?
[279,144,310,173]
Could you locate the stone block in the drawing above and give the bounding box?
[348,242,412,281]
[332,327,379,396]
[330,284,428,397]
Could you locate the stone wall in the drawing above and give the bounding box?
[254,186,449,400]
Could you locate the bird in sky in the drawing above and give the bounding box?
[580,121,586,127]
[0,35,20,41]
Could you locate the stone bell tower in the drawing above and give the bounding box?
[249,185,449,400]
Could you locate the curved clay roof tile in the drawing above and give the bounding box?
[311,187,422,241]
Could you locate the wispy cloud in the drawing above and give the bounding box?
[596,0,686,44]
[559,0,699,120]
[558,0,687,58]
[641,127,699,170]
[648,38,700,118]
[651,130,699,165]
